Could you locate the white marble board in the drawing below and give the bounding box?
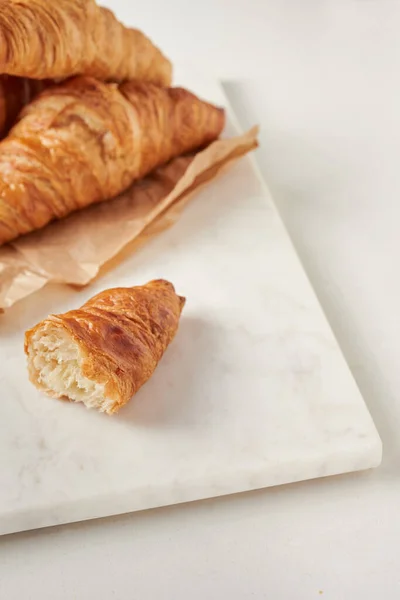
[0,73,382,536]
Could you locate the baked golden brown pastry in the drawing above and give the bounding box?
[0,76,225,246]
[0,0,171,137]
[0,0,171,85]
[25,279,185,414]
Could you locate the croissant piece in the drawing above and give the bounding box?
[25,279,185,414]
[0,0,171,85]
[0,76,225,246]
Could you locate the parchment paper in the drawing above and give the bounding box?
[0,127,258,311]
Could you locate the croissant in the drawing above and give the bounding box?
[25,279,185,414]
[0,0,171,85]
[0,76,225,246]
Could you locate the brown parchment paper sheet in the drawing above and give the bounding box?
[0,127,258,311]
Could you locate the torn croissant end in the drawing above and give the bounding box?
[24,280,185,415]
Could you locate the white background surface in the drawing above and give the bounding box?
[1,0,400,597]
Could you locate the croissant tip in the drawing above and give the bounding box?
[145,280,185,310]
[178,296,186,311]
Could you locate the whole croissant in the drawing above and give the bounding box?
[0,0,171,85]
[25,279,185,414]
[0,76,225,246]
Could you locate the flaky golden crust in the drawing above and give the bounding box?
[0,0,171,85]
[24,279,185,414]
[0,76,225,245]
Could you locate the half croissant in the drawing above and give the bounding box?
[25,280,185,415]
